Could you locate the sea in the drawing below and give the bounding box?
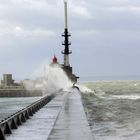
[0,97,41,121]
[1,76,140,140]
[81,79,140,140]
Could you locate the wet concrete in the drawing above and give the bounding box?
[5,90,93,140]
[6,92,67,140]
[48,89,93,140]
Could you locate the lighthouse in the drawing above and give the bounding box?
[61,0,78,82]
[62,0,72,66]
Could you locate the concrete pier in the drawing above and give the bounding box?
[5,90,93,140]
[48,89,93,140]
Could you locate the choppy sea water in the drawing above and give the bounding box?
[81,80,140,140]
[1,80,140,140]
[0,97,41,121]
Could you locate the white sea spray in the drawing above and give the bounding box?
[23,62,73,95]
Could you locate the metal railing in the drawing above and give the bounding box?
[0,94,55,140]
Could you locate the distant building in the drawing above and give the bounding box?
[1,74,14,86]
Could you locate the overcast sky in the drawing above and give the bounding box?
[0,0,140,80]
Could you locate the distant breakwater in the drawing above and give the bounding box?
[0,89,42,97]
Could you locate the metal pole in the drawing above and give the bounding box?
[64,0,68,29]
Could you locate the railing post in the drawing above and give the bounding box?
[11,118,18,129]
[0,127,5,140]
[16,115,22,126]
[28,108,33,116]
[25,110,29,119]
[21,113,26,123]
[5,122,12,134]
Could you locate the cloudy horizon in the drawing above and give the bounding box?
[0,0,140,80]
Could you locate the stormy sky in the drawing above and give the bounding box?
[0,0,140,80]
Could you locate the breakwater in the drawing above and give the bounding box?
[0,89,42,97]
[0,89,93,140]
[0,94,55,140]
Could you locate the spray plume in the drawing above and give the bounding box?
[23,62,73,95]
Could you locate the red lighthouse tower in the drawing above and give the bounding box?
[51,55,58,64]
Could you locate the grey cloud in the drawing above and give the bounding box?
[0,0,63,29]
[0,0,140,79]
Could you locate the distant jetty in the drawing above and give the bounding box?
[0,74,42,97]
[0,89,42,97]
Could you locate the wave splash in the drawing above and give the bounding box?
[24,63,73,95]
[76,84,94,94]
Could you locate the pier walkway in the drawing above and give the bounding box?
[5,89,93,140]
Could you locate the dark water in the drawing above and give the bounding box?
[82,80,140,140]
[0,97,41,121]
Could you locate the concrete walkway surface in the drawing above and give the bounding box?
[6,90,93,140]
[48,89,93,140]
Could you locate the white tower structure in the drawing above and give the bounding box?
[62,0,72,66]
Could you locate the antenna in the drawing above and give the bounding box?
[64,0,68,29]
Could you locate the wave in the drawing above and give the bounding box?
[111,94,140,100]
[93,91,140,100]
[77,84,94,94]
[82,80,140,140]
